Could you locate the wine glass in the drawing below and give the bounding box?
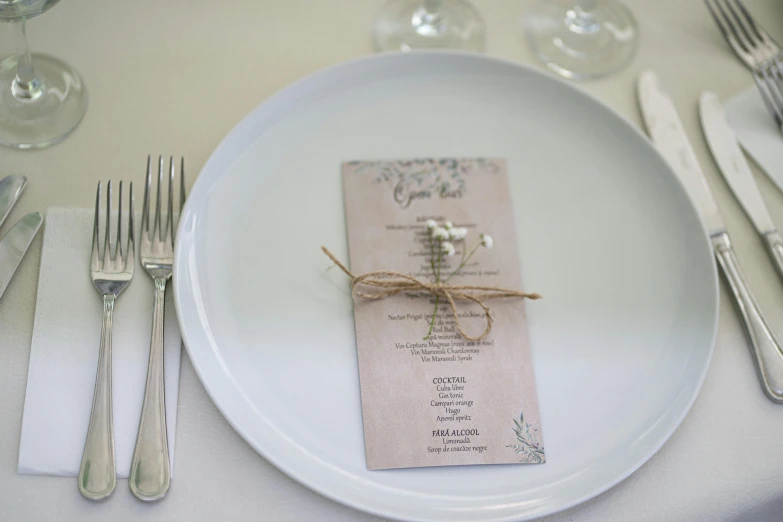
[524,0,638,81]
[373,0,486,53]
[0,0,88,149]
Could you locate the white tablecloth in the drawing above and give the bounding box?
[2,0,783,520]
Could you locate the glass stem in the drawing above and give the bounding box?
[10,20,43,101]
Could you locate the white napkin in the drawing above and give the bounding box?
[724,87,783,192]
[18,208,181,477]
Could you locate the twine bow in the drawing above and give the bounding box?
[322,247,541,342]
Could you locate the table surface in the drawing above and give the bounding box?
[2,0,783,520]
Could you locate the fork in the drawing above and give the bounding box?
[129,156,184,501]
[753,62,783,134]
[79,181,134,500]
[705,0,783,133]
[705,0,782,70]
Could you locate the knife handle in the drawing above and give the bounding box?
[713,232,783,402]
[762,230,783,284]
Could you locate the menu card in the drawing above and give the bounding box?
[342,158,545,470]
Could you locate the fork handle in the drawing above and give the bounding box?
[79,294,117,500]
[129,277,170,501]
[714,232,783,402]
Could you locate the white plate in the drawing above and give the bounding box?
[174,52,718,521]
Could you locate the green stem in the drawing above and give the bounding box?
[424,243,444,340]
[424,295,441,340]
[429,234,436,276]
[444,241,481,283]
[435,242,443,280]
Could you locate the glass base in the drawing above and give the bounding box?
[373,0,486,52]
[0,53,88,149]
[524,0,638,81]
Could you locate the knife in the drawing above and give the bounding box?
[0,175,27,228]
[638,70,783,403]
[0,212,42,301]
[699,91,783,283]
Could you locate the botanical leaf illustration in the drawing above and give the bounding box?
[364,158,470,202]
[506,411,545,464]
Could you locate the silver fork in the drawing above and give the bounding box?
[705,0,783,133]
[79,181,135,500]
[129,156,184,501]
[753,62,783,134]
[705,0,781,69]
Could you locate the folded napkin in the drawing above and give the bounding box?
[18,208,181,477]
[725,87,783,192]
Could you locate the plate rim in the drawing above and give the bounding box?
[173,50,719,522]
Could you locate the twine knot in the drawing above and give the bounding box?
[322,246,541,342]
[429,282,445,293]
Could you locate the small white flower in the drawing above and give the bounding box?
[480,233,493,249]
[443,221,453,230]
[441,241,456,256]
[425,219,437,230]
[449,227,468,241]
[432,227,450,241]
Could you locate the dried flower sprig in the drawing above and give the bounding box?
[322,219,540,341]
[423,219,493,340]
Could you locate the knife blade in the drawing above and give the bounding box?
[0,212,42,301]
[0,175,27,229]
[637,72,725,236]
[699,91,783,283]
[638,70,783,404]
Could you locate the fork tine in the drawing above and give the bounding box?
[731,0,763,42]
[166,156,174,243]
[104,181,112,265]
[92,182,101,271]
[118,181,125,260]
[143,156,151,240]
[724,0,759,50]
[767,62,783,116]
[754,68,783,128]
[155,156,163,241]
[127,181,136,273]
[706,0,735,47]
[716,0,753,54]
[706,0,758,67]
[127,182,135,270]
[180,157,186,214]
[731,0,779,53]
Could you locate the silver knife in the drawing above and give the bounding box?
[0,175,27,228]
[0,212,42,301]
[638,70,783,403]
[699,91,783,282]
